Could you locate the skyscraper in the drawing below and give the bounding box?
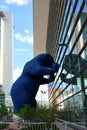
[0,11,13,95]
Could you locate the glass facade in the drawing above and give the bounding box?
[0,85,5,105]
[46,0,87,126]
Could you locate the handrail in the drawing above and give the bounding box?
[55,118,87,130]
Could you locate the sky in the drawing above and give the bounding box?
[0,0,33,80]
[0,0,48,102]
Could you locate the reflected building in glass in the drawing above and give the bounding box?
[68,12,87,59]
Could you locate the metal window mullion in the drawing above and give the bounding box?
[78,58,86,107]
[48,73,62,99]
[56,37,87,91]
[49,59,66,99]
[78,41,87,56]
[57,0,79,62]
[46,0,61,50]
[49,72,63,98]
[48,0,64,95]
[54,0,69,60]
[53,86,87,108]
[53,88,87,109]
[49,79,64,102]
[57,0,85,67]
[60,40,87,84]
[60,42,87,78]
[48,85,55,97]
[49,61,87,103]
[50,64,87,105]
[70,16,87,54]
[85,0,87,11]
[51,0,86,90]
[49,0,85,105]
[50,82,69,104]
[55,0,72,60]
[49,64,65,99]
[54,0,66,59]
[59,0,72,42]
[54,0,65,39]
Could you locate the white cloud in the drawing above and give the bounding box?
[14,48,29,55]
[5,0,29,6]
[15,32,33,44]
[0,5,9,10]
[15,48,29,52]
[24,29,30,34]
[13,67,23,82]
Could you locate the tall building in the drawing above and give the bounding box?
[33,0,87,127]
[0,84,5,104]
[0,11,13,96]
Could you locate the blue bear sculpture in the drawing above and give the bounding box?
[11,53,59,113]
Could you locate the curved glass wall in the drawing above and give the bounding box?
[47,0,87,127]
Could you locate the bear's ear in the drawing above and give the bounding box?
[45,53,51,57]
[45,53,54,58]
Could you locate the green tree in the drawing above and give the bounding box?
[37,106,58,128]
[18,105,58,129]
[0,104,8,120]
[18,105,37,121]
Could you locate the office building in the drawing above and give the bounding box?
[0,84,5,104]
[33,0,87,127]
[0,12,13,96]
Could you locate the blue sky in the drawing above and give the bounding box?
[0,0,48,101]
[0,0,34,81]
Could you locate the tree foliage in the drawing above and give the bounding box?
[0,104,8,119]
[17,105,58,128]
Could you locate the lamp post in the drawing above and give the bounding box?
[41,90,43,106]
[41,90,46,106]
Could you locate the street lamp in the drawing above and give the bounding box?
[41,90,46,106]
